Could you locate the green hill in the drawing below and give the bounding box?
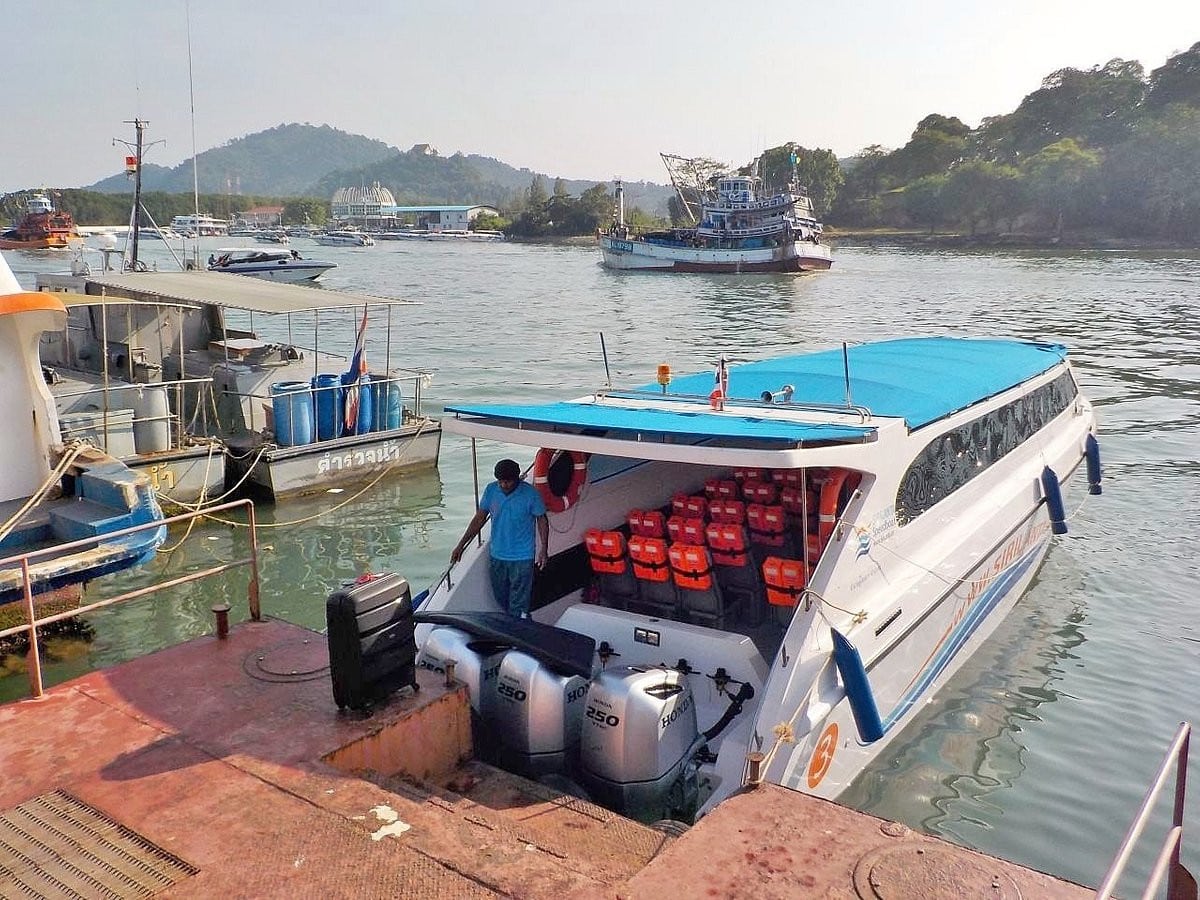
[83,123,675,215]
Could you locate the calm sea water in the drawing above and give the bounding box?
[4,238,1198,891]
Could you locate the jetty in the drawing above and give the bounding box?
[0,614,1096,898]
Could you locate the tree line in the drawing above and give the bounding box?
[830,42,1200,241]
[9,41,1199,243]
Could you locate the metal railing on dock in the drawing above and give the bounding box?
[1096,721,1194,900]
[0,499,260,700]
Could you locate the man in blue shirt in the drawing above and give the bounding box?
[450,459,549,617]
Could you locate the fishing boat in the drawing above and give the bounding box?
[598,154,831,273]
[0,193,80,251]
[206,247,336,283]
[0,252,165,604]
[35,267,441,500]
[414,337,1100,824]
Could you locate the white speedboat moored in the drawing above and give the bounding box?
[416,337,1101,823]
[313,230,375,247]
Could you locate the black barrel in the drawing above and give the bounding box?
[326,572,418,711]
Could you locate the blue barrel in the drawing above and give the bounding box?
[341,373,374,435]
[369,374,402,432]
[312,373,344,441]
[271,381,313,447]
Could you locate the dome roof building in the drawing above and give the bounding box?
[331,182,396,224]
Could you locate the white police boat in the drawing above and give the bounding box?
[414,337,1101,823]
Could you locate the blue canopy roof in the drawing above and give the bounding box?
[443,401,872,444]
[661,337,1068,429]
[446,338,1068,444]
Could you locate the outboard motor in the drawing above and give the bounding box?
[416,627,509,721]
[487,650,590,778]
[579,666,699,820]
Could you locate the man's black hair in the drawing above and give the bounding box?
[494,458,521,481]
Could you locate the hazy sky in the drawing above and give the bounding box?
[6,1,1199,193]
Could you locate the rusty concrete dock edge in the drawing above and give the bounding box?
[0,618,1093,898]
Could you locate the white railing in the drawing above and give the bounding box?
[1095,721,1193,900]
[0,499,261,700]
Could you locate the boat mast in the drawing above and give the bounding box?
[129,119,145,270]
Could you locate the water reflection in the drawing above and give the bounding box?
[3,239,1198,889]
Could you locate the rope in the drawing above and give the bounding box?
[204,418,436,530]
[0,442,92,544]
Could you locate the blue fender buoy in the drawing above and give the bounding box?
[831,629,884,743]
[1041,466,1068,535]
[1085,434,1102,495]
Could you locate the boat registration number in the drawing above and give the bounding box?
[609,239,635,253]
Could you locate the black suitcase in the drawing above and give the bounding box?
[326,572,419,711]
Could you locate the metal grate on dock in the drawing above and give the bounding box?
[0,789,197,898]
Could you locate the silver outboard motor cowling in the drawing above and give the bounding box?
[416,627,509,719]
[579,666,699,820]
[487,649,590,778]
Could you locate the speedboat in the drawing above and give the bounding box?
[207,248,336,283]
[313,230,375,247]
[415,337,1101,823]
[599,153,831,273]
[0,252,165,604]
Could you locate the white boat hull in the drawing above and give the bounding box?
[226,420,442,499]
[210,262,335,283]
[599,234,832,273]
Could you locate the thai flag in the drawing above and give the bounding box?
[343,305,368,431]
[714,354,728,397]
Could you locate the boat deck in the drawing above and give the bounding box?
[0,617,1094,898]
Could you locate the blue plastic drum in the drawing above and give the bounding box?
[369,374,402,432]
[270,381,313,446]
[312,373,343,441]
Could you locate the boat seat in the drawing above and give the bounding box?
[705,521,762,626]
[704,478,740,502]
[583,528,638,610]
[666,542,738,630]
[666,515,706,545]
[627,535,678,619]
[732,468,769,484]
[741,479,778,505]
[708,498,746,524]
[762,556,808,608]
[628,508,666,538]
[747,503,796,561]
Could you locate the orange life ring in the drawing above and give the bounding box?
[532,448,588,513]
[817,468,857,545]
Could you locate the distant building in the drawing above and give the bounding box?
[383,205,499,231]
[237,206,285,227]
[331,182,397,227]
[329,177,498,231]
[409,144,438,156]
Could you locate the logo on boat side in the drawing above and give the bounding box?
[855,530,871,559]
[807,722,838,789]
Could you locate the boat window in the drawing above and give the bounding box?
[895,370,1078,526]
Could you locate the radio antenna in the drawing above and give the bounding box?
[599,332,612,389]
[842,342,853,407]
